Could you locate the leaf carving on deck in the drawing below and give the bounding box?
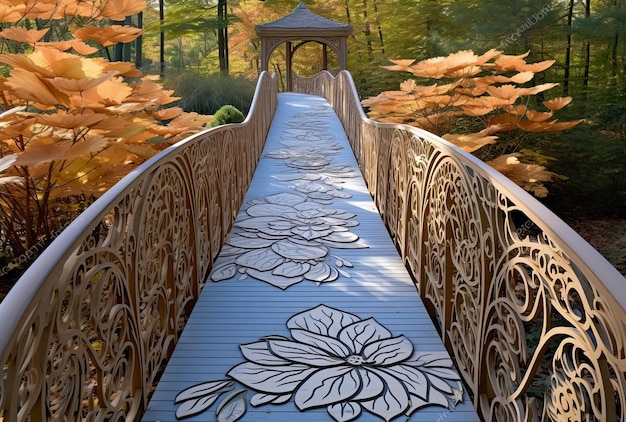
[175,380,235,419]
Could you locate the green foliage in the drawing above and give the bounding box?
[541,106,626,218]
[211,105,245,127]
[165,71,256,115]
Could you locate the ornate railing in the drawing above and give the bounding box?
[0,72,278,421]
[295,71,626,421]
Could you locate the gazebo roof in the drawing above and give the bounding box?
[255,2,352,37]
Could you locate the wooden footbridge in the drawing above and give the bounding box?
[2,5,626,422]
[1,69,626,422]
[141,92,478,422]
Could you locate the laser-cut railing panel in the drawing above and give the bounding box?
[0,72,277,422]
[295,70,626,421]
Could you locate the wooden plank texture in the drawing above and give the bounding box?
[141,93,480,422]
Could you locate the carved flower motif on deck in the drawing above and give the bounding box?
[175,305,464,421]
[268,118,361,204]
[211,193,367,289]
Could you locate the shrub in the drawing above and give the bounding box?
[211,105,245,127]
[165,72,256,115]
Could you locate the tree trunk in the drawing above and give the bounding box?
[123,16,132,62]
[113,19,124,61]
[135,12,143,68]
[583,0,590,100]
[612,31,619,78]
[218,0,229,75]
[160,0,165,77]
[373,0,384,54]
[564,0,574,95]
[178,37,185,69]
[363,0,373,58]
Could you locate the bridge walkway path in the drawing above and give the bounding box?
[141,93,480,422]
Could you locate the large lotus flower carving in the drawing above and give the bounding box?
[211,193,367,289]
[227,305,463,421]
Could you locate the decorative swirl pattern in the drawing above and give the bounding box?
[0,72,278,421]
[303,70,626,421]
[3,68,626,422]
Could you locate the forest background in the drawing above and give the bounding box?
[1,0,625,295]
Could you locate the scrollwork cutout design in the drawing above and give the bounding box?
[314,71,626,420]
[0,72,278,421]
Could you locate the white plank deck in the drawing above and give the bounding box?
[141,93,480,422]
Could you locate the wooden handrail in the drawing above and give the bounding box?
[295,70,626,421]
[0,72,278,421]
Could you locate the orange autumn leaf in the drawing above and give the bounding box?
[0,114,36,140]
[525,110,554,122]
[543,97,573,111]
[30,47,105,79]
[507,105,528,116]
[0,3,25,22]
[68,95,107,111]
[509,72,535,84]
[64,135,109,159]
[495,53,555,73]
[91,115,137,132]
[409,50,499,79]
[399,79,417,93]
[487,113,519,132]
[0,52,54,77]
[486,84,522,101]
[475,49,502,65]
[128,76,179,105]
[463,96,512,111]
[518,119,583,132]
[74,25,143,47]
[168,112,213,128]
[487,153,554,197]
[103,120,147,138]
[492,52,530,70]
[5,68,67,106]
[46,40,99,55]
[0,27,48,44]
[83,78,134,105]
[34,112,108,129]
[21,0,66,19]
[49,71,118,93]
[460,106,494,117]
[104,102,152,114]
[151,107,184,121]
[519,60,556,73]
[99,0,147,20]
[103,61,142,78]
[14,139,67,166]
[520,83,559,96]
[60,0,106,19]
[443,131,498,153]
[382,59,415,72]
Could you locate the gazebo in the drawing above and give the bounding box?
[255,2,352,91]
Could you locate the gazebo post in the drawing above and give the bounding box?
[286,41,293,91]
[255,3,352,91]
